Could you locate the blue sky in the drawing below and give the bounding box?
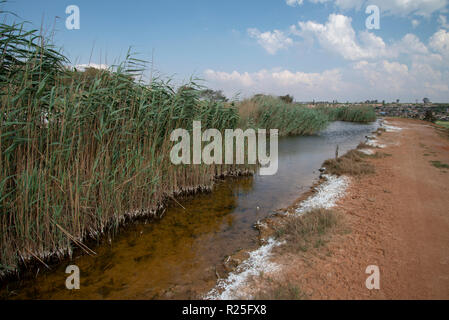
[3,0,449,102]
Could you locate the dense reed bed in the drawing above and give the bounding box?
[0,19,248,275]
[318,105,377,123]
[237,96,376,137]
[237,96,329,136]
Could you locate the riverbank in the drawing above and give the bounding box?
[212,118,449,299]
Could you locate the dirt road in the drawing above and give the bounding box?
[270,118,449,299]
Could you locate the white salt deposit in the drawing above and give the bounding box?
[383,121,403,132]
[204,238,283,300]
[295,174,350,214]
[366,139,386,148]
[205,174,351,300]
[359,148,375,155]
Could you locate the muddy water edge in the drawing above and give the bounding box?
[1,121,379,300]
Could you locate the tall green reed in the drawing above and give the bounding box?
[0,19,243,274]
[318,105,377,123]
[239,95,330,136]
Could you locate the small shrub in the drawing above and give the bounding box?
[279,94,294,104]
[275,208,338,253]
[423,110,436,123]
[323,150,375,176]
[254,281,307,300]
[430,161,449,169]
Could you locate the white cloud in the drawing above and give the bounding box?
[293,14,439,61]
[394,33,429,55]
[231,8,449,101]
[438,15,449,28]
[286,0,449,17]
[204,69,254,87]
[352,59,449,99]
[372,0,448,17]
[204,49,449,102]
[286,0,304,6]
[412,19,420,28]
[204,68,346,100]
[429,29,449,58]
[296,14,389,60]
[247,28,293,54]
[353,60,409,93]
[75,63,109,71]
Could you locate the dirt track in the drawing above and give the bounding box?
[271,118,449,299]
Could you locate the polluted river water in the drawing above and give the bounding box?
[3,121,379,300]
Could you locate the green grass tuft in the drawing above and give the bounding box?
[430,161,449,169]
[436,121,449,129]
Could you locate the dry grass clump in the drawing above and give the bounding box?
[435,126,449,141]
[357,142,371,149]
[237,99,259,125]
[374,128,387,135]
[366,152,391,159]
[253,209,346,299]
[323,150,375,176]
[253,280,307,300]
[357,142,391,159]
[275,208,339,253]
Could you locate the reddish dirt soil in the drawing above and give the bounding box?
[270,118,449,299]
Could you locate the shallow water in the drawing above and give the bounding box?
[4,121,378,300]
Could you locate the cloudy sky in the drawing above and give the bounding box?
[5,0,449,102]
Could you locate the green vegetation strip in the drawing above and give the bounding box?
[430,161,449,169]
[436,121,449,129]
